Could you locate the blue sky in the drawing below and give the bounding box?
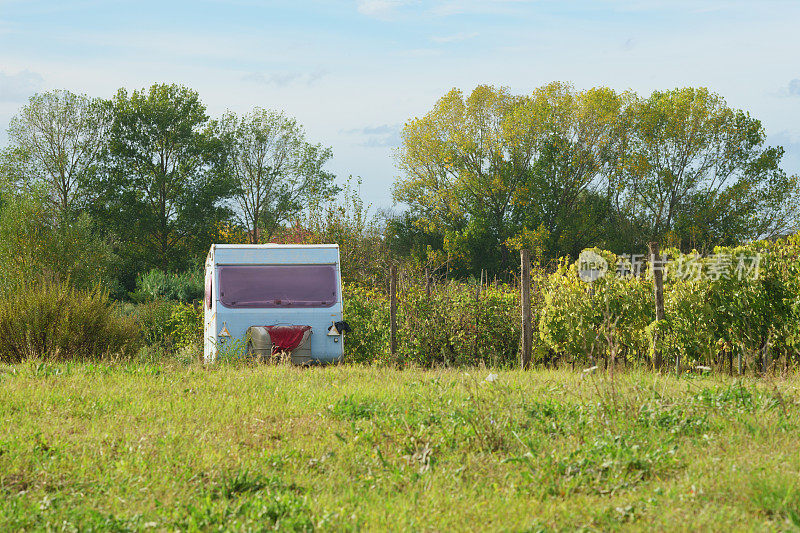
[1,0,799,209]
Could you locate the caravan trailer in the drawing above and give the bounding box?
[203,244,346,364]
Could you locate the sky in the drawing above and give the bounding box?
[1,0,799,210]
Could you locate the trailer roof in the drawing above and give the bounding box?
[210,244,339,249]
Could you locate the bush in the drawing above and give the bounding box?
[0,278,140,362]
[343,284,389,364]
[398,283,520,367]
[343,281,520,367]
[537,239,800,371]
[121,301,178,348]
[660,239,800,372]
[170,302,203,351]
[118,300,202,353]
[134,269,203,302]
[0,188,116,293]
[538,251,653,366]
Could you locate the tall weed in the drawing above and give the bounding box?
[134,269,203,302]
[0,278,139,362]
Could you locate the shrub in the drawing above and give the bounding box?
[538,239,800,371]
[121,300,178,348]
[0,278,140,362]
[343,281,520,367]
[134,269,203,302]
[170,302,203,350]
[118,300,202,353]
[343,284,389,364]
[661,239,800,372]
[538,251,653,366]
[0,188,116,293]
[398,282,520,367]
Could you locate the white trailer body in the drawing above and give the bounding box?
[203,244,344,364]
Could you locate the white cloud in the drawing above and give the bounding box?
[774,78,800,98]
[621,37,636,51]
[343,123,402,147]
[242,69,328,87]
[788,79,800,97]
[431,31,478,43]
[356,0,413,19]
[0,69,44,102]
[356,0,533,18]
[430,0,534,17]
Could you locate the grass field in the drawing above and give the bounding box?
[1,362,799,531]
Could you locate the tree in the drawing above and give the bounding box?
[509,83,629,258]
[0,185,116,292]
[2,90,109,213]
[95,83,234,279]
[615,87,800,250]
[393,83,625,275]
[394,85,515,274]
[306,177,387,286]
[220,108,338,243]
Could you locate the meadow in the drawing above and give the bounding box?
[1,361,798,531]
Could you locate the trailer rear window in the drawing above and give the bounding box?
[218,265,338,308]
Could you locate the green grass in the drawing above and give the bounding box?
[1,362,799,531]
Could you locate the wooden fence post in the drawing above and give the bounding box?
[474,270,483,363]
[520,250,532,370]
[389,264,398,363]
[648,242,665,371]
[424,267,431,297]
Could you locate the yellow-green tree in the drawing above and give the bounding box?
[393,82,626,274]
[616,87,799,249]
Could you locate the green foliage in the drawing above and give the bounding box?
[393,83,633,275]
[398,283,520,367]
[393,83,799,276]
[342,284,389,364]
[538,250,653,365]
[306,177,389,287]
[344,281,520,367]
[169,301,203,351]
[660,238,800,371]
[0,188,116,292]
[0,278,140,362]
[123,299,201,354]
[134,268,203,302]
[618,87,799,247]
[93,83,235,284]
[3,89,109,213]
[121,301,177,348]
[220,107,339,243]
[538,239,800,370]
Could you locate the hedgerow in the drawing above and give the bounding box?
[341,236,800,372]
[539,237,800,372]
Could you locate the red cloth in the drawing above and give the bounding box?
[265,325,311,354]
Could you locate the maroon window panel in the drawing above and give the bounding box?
[218,264,337,308]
